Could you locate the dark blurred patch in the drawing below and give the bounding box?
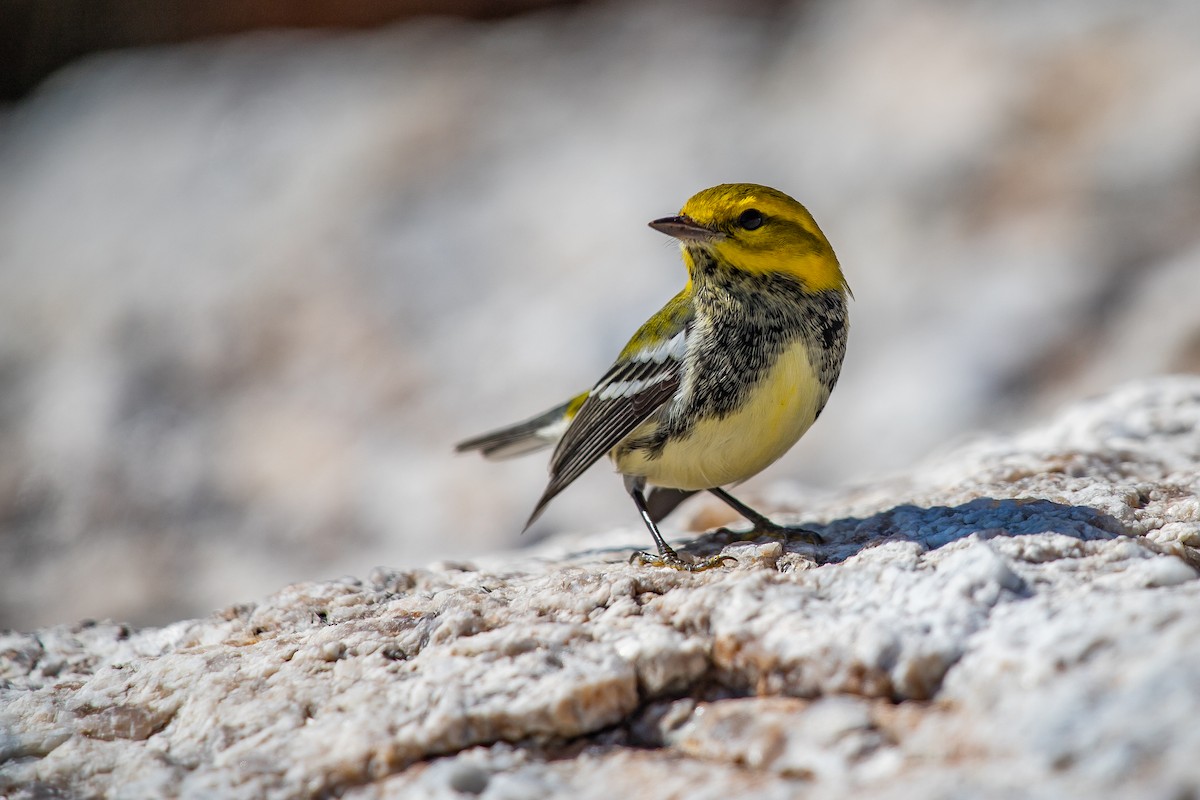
[0,0,577,102]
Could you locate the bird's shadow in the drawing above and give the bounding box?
[677,496,1134,566]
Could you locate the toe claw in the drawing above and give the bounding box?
[786,527,824,546]
[630,550,736,571]
[716,523,824,546]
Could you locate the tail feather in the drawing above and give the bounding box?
[455,399,574,461]
[645,487,697,523]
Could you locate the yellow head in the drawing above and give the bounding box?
[650,183,850,295]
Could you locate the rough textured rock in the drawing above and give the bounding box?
[2,376,1199,798]
[4,0,1200,628]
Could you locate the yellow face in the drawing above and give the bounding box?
[659,183,849,295]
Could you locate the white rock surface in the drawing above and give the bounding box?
[2,376,1198,798]
[3,0,1200,628]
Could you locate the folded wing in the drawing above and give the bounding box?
[526,306,691,527]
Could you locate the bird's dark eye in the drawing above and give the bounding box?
[737,209,764,230]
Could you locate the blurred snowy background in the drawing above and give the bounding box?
[2,0,1198,629]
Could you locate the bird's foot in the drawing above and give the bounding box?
[629,547,737,571]
[714,521,824,547]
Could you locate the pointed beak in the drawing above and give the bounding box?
[648,214,723,242]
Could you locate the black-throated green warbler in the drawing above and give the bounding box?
[457,183,851,569]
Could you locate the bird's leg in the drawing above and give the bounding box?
[628,478,681,563]
[707,487,823,545]
[626,476,735,570]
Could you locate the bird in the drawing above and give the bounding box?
[456,183,850,569]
